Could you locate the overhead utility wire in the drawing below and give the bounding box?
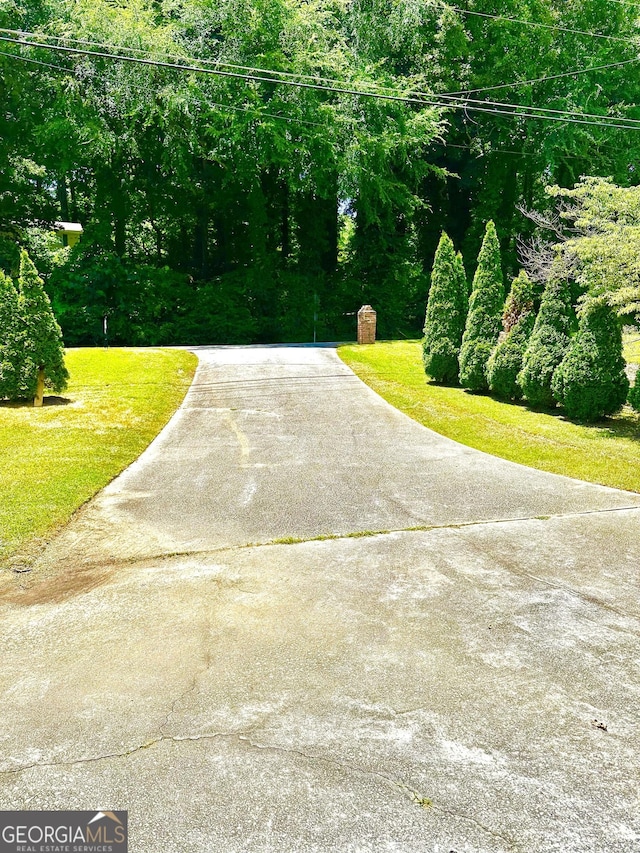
[0,28,395,95]
[2,25,638,104]
[3,25,639,111]
[0,47,326,127]
[435,92,640,125]
[439,55,640,96]
[8,24,640,97]
[2,33,640,131]
[446,4,640,44]
[602,0,640,8]
[0,50,70,73]
[431,141,620,161]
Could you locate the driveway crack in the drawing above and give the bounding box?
[0,729,261,777]
[238,736,433,809]
[433,805,520,850]
[158,618,213,738]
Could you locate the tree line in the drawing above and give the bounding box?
[1,0,639,345]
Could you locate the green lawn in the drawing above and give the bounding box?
[624,332,640,364]
[0,348,197,563]
[339,340,640,493]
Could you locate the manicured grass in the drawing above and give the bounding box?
[339,340,640,493]
[0,348,197,563]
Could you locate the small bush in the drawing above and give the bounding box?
[459,220,504,391]
[422,233,468,383]
[552,296,629,421]
[518,276,575,408]
[487,270,536,401]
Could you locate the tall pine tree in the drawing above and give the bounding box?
[458,221,504,391]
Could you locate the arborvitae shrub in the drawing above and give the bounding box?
[0,270,21,399]
[629,375,640,412]
[518,276,575,409]
[422,233,468,383]
[458,220,504,391]
[487,270,536,401]
[8,250,69,400]
[552,297,629,421]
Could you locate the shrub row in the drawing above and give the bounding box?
[422,223,635,421]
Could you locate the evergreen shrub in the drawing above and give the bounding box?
[0,250,68,401]
[422,232,468,383]
[629,376,640,413]
[552,296,629,421]
[518,276,575,408]
[459,220,504,391]
[487,270,536,400]
[0,270,20,399]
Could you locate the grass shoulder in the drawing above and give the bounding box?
[339,340,640,493]
[0,347,197,564]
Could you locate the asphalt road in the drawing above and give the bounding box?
[1,345,639,852]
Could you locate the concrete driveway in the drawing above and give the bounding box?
[1,345,639,852]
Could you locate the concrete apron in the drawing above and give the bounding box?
[1,346,639,853]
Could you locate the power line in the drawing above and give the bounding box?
[2,32,640,132]
[446,4,640,45]
[1,28,396,96]
[431,140,627,161]
[3,26,640,129]
[437,91,640,126]
[26,27,640,102]
[0,33,436,104]
[440,56,640,96]
[0,47,327,127]
[602,0,640,8]
[18,28,639,127]
[0,50,70,73]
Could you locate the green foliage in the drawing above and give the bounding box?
[422,232,467,383]
[551,297,629,421]
[0,269,21,399]
[458,221,504,391]
[2,2,640,343]
[3,250,69,400]
[546,178,640,323]
[518,276,575,409]
[629,375,640,413]
[0,231,20,277]
[487,270,536,401]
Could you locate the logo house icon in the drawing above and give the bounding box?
[88,812,123,827]
[85,811,127,846]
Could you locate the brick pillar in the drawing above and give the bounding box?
[357,305,377,344]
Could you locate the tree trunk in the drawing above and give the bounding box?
[57,174,70,222]
[33,367,45,407]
